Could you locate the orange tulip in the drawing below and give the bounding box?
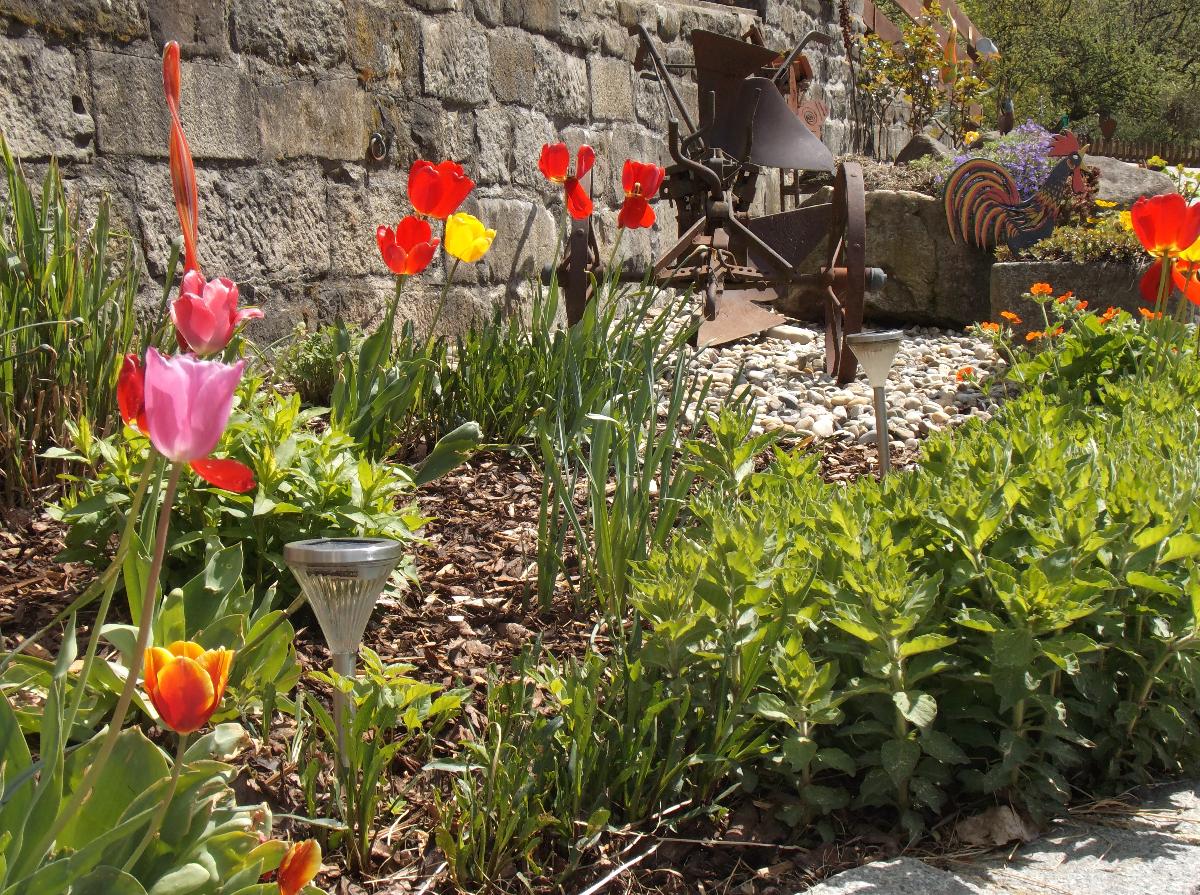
[144,641,233,734]
[278,839,321,895]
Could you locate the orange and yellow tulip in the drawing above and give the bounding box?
[144,641,233,734]
[278,839,321,895]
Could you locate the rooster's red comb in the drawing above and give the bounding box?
[1048,131,1081,157]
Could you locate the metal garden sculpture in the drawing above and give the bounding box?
[944,131,1090,254]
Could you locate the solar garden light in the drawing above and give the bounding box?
[845,330,904,479]
[283,537,405,766]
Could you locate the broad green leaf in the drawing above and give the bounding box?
[899,634,957,658]
[920,729,969,764]
[1127,571,1179,596]
[71,867,148,895]
[1163,534,1200,563]
[893,691,937,729]
[880,738,921,787]
[413,422,481,486]
[147,862,210,894]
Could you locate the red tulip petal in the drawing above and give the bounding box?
[1181,206,1200,256]
[376,225,394,258]
[191,457,256,493]
[539,142,569,182]
[575,145,595,178]
[619,196,655,229]
[432,164,475,219]
[1140,259,1167,305]
[404,239,437,275]
[642,164,665,197]
[1173,262,1200,307]
[621,160,637,197]
[565,178,593,220]
[395,214,433,249]
[278,840,322,895]
[407,160,442,217]
[117,354,145,429]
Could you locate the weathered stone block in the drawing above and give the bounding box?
[421,18,490,107]
[0,0,145,40]
[343,0,419,84]
[326,166,410,277]
[0,36,94,161]
[398,97,476,165]
[473,195,557,286]
[89,51,259,160]
[231,0,346,68]
[532,40,589,121]
[147,0,229,57]
[502,0,559,37]
[589,55,635,121]
[505,107,557,191]
[133,161,330,286]
[488,29,536,106]
[260,78,370,161]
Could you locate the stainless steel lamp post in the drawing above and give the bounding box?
[283,537,405,766]
[845,330,904,478]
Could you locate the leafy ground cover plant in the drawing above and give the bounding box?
[0,133,139,508]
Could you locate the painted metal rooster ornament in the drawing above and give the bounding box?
[944,131,1089,254]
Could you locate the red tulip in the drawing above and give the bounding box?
[376,216,439,276]
[408,160,474,219]
[618,159,665,230]
[1130,193,1200,258]
[117,354,149,434]
[116,351,256,493]
[538,142,594,220]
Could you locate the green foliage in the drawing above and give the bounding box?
[298,649,465,874]
[50,380,424,607]
[996,215,1144,264]
[0,133,139,507]
[274,323,358,406]
[960,0,1200,142]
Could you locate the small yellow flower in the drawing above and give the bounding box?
[1119,210,1133,231]
[444,212,496,263]
[1146,155,1168,170]
[1094,199,1117,209]
[964,130,980,145]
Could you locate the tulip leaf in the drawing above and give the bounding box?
[185,724,252,763]
[71,867,148,895]
[413,422,481,486]
[57,728,169,853]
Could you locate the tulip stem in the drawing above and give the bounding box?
[64,458,158,734]
[122,732,188,872]
[28,462,184,868]
[428,259,460,341]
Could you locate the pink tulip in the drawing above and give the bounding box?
[171,270,263,356]
[143,348,245,464]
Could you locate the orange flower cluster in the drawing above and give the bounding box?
[1099,306,1120,324]
[1029,282,1054,296]
[1056,291,1075,303]
[980,321,1001,333]
[1075,300,1088,311]
[1139,308,1163,320]
[955,366,974,382]
[999,311,1021,324]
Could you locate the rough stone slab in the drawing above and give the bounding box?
[89,51,259,160]
[0,36,95,161]
[147,0,229,57]
[1090,155,1177,207]
[488,29,537,106]
[801,858,984,894]
[959,821,1200,894]
[1,0,145,40]
[325,166,410,277]
[132,160,330,286]
[230,0,347,68]
[421,17,491,106]
[990,260,1146,330]
[589,55,636,122]
[502,0,560,37]
[473,195,557,287]
[343,0,419,85]
[259,78,370,161]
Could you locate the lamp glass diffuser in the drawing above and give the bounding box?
[283,538,405,656]
[845,330,904,388]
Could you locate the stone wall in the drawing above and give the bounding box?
[0,0,857,340]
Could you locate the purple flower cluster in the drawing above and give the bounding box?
[932,120,1056,200]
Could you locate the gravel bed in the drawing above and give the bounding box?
[688,323,1006,450]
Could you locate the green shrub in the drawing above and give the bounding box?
[51,378,424,607]
[274,322,359,406]
[996,214,1144,264]
[0,133,140,507]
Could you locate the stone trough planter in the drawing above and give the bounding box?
[989,260,1148,330]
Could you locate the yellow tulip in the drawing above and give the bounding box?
[444,212,496,264]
